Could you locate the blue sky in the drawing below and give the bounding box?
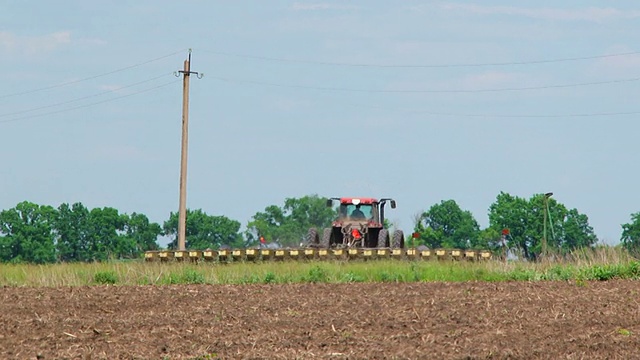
[1,1,639,245]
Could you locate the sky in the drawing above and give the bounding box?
[1,1,639,246]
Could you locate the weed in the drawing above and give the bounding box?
[409,263,420,281]
[544,265,575,281]
[263,272,276,284]
[377,271,394,282]
[584,264,618,281]
[341,272,365,283]
[93,271,118,285]
[575,278,587,288]
[239,274,261,284]
[167,269,206,284]
[617,328,632,336]
[627,261,640,278]
[306,266,328,283]
[507,268,539,281]
[183,269,206,284]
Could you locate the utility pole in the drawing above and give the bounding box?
[542,192,553,258]
[176,49,201,251]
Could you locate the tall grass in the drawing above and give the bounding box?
[0,247,637,287]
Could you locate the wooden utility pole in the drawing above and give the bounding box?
[542,192,553,258]
[177,49,201,251]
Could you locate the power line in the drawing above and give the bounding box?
[0,73,172,118]
[200,49,640,68]
[208,74,640,94]
[392,107,640,118]
[331,99,640,118]
[0,80,179,124]
[0,49,186,100]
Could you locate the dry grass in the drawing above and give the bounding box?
[0,246,637,287]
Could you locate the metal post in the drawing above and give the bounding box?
[501,228,509,263]
[502,235,507,263]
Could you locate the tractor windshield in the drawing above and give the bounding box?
[339,204,373,220]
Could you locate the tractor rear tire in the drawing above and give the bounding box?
[307,228,319,247]
[321,228,332,248]
[392,230,405,249]
[377,229,390,248]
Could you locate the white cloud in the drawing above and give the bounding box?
[0,31,72,54]
[291,2,358,11]
[440,3,640,22]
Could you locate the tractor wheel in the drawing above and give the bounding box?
[377,229,390,248]
[321,228,332,248]
[307,228,319,247]
[392,230,405,249]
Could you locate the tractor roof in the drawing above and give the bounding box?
[339,197,378,205]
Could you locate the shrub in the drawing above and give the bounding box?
[377,271,401,282]
[306,266,328,283]
[94,271,118,285]
[341,272,365,283]
[168,269,206,284]
[584,264,619,281]
[263,272,276,284]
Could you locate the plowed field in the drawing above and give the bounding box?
[1,280,639,359]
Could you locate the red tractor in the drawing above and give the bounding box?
[307,197,405,249]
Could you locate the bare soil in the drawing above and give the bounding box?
[1,280,639,359]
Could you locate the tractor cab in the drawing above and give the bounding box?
[339,202,373,220]
[330,197,395,226]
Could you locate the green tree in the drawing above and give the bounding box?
[476,228,502,251]
[488,192,533,259]
[488,192,598,260]
[85,207,130,260]
[164,209,243,250]
[245,195,335,247]
[55,202,91,262]
[413,200,480,249]
[55,204,159,261]
[0,201,57,263]
[560,209,598,251]
[621,212,640,256]
[123,212,162,253]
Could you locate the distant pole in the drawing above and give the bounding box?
[543,205,547,257]
[542,192,553,258]
[176,49,201,251]
[501,228,509,263]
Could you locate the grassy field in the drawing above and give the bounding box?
[1,247,638,287]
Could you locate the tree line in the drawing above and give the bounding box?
[413,193,600,261]
[1,193,639,263]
